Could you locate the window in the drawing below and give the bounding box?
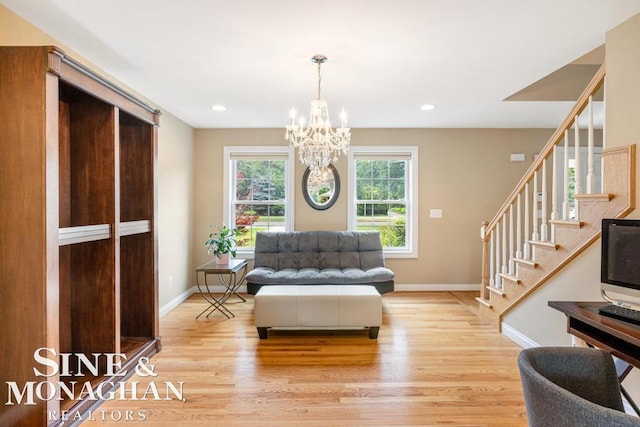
[348,146,418,258]
[223,147,294,256]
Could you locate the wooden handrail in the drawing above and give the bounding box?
[484,64,606,235]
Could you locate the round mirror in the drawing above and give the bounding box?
[302,164,340,210]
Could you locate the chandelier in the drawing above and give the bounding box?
[285,55,351,171]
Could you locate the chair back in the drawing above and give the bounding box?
[518,347,640,426]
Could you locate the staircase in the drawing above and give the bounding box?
[476,64,636,326]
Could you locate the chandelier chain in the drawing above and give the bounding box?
[317,60,322,101]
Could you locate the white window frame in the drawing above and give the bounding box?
[348,146,418,258]
[223,146,295,259]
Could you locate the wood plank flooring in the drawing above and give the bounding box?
[94,292,527,426]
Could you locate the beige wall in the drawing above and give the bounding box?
[606,11,640,221]
[193,127,551,286]
[0,4,196,308]
[157,112,195,307]
[1,4,55,45]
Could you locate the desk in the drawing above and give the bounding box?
[549,301,640,367]
[549,301,640,414]
[195,259,248,319]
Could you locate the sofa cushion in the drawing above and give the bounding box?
[278,232,299,252]
[359,231,383,251]
[246,266,395,285]
[361,251,384,270]
[254,230,387,271]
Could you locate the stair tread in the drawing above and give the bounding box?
[574,193,613,202]
[487,285,507,296]
[529,240,559,250]
[475,297,493,308]
[498,273,521,284]
[550,219,583,228]
[513,258,538,268]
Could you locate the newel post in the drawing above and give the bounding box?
[480,221,490,299]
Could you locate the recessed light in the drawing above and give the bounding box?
[420,104,435,111]
[211,105,226,111]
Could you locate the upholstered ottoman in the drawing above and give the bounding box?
[254,285,382,339]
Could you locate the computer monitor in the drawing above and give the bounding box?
[601,218,640,309]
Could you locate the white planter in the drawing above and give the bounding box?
[215,253,230,264]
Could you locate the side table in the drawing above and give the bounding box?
[195,258,248,319]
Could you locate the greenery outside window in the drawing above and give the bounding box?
[223,147,294,257]
[348,146,418,258]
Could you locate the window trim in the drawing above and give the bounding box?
[223,146,295,258]
[348,146,418,258]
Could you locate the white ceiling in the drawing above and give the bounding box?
[3,0,640,129]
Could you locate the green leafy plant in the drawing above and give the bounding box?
[380,218,406,248]
[205,225,240,257]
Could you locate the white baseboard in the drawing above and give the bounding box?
[394,283,481,291]
[160,286,197,318]
[501,322,540,349]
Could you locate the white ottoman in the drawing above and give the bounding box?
[254,285,382,339]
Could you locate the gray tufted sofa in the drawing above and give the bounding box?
[246,231,395,295]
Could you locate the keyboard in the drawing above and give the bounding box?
[598,304,640,325]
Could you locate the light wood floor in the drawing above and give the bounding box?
[95,292,528,426]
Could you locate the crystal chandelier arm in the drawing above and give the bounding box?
[285,54,350,171]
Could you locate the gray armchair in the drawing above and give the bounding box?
[518,347,640,426]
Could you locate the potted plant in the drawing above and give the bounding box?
[205,225,239,264]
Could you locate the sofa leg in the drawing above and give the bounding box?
[369,327,380,339]
[257,327,268,339]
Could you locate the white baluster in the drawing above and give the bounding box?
[541,159,548,241]
[509,205,514,275]
[532,169,539,244]
[495,221,501,287]
[586,96,595,194]
[563,130,570,220]
[574,116,581,220]
[501,213,507,276]
[489,230,495,287]
[524,182,530,260]
[601,78,606,193]
[550,145,558,243]
[516,193,523,260]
